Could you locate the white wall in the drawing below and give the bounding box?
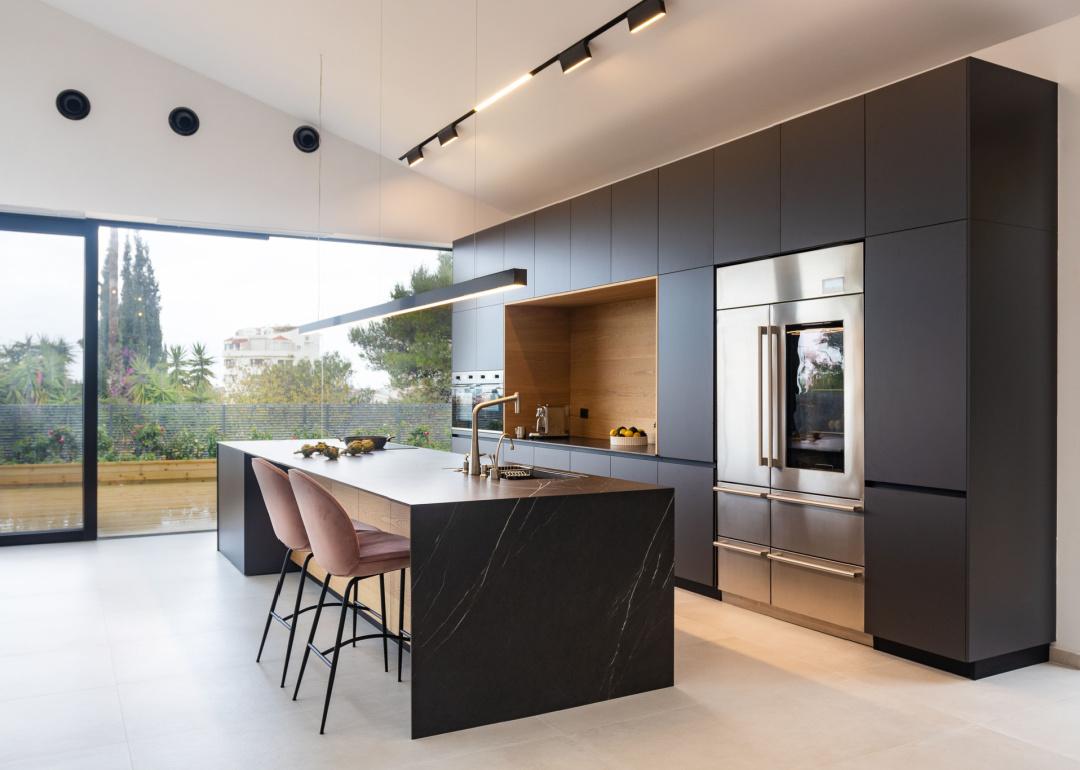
[0,0,504,245]
[975,17,1080,658]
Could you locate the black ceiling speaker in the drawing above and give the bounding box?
[55,89,91,120]
[168,106,200,136]
[293,125,320,153]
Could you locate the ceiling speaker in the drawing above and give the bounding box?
[293,125,320,153]
[168,106,200,136]
[55,89,91,121]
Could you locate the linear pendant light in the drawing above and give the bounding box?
[298,268,527,334]
[397,0,667,164]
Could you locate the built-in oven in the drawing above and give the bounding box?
[451,370,504,436]
[716,243,863,500]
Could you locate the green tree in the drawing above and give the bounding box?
[187,342,215,396]
[166,344,189,387]
[0,335,81,405]
[127,355,182,404]
[117,233,164,367]
[348,251,452,403]
[230,352,356,404]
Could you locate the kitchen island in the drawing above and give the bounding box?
[217,439,674,738]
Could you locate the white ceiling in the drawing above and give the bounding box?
[39,0,1080,219]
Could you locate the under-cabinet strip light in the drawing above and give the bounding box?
[298,268,527,334]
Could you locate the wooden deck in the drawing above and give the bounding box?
[0,478,216,537]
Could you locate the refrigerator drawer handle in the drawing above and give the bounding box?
[713,485,767,498]
[767,552,863,579]
[714,540,768,557]
[765,493,863,512]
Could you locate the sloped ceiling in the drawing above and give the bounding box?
[40,0,1080,218]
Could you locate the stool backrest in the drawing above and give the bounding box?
[251,458,309,551]
[288,469,362,576]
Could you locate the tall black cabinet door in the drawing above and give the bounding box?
[504,214,535,302]
[659,459,714,587]
[571,186,612,290]
[866,486,967,661]
[475,225,505,307]
[715,127,780,265]
[452,235,475,311]
[659,150,714,274]
[866,61,967,236]
[534,202,571,297]
[612,170,658,282]
[780,96,865,252]
[658,267,714,463]
[865,222,967,491]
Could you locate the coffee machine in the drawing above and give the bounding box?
[529,404,569,439]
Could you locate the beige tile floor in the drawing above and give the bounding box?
[1,531,1078,769]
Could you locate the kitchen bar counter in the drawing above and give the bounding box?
[217,439,674,738]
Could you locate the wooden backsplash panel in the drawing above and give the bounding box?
[569,297,657,440]
[504,305,571,436]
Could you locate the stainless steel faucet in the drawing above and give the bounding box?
[470,392,520,476]
[490,432,515,482]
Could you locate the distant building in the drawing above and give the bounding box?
[223,325,320,387]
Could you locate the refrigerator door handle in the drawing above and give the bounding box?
[769,325,782,469]
[757,325,767,466]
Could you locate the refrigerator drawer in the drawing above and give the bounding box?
[715,538,771,604]
[769,492,864,566]
[769,550,865,631]
[715,484,770,545]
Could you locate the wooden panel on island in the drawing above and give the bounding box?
[504,278,657,442]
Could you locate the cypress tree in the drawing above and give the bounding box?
[118,233,164,367]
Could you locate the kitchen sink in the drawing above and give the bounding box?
[494,465,587,480]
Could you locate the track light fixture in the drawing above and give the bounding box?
[559,41,592,75]
[437,125,460,147]
[397,0,669,165]
[627,0,666,33]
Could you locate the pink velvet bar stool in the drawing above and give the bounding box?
[287,468,411,735]
[251,458,378,688]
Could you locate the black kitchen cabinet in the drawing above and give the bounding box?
[658,267,713,463]
[714,127,779,265]
[611,455,659,485]
[866,486,967,661]
[571,186,612,290]
[534,202,571,297]
[780,96,865,252]
[659,459,713,587]
[475,225,505,307]
[865,222,967,491]
[612,170,658,282]
[659,150,714,274]
[504,213,535,301]
[867,61,967,236]
[451,309,477,372]
[475,304,504,371]
[452,234,475,311]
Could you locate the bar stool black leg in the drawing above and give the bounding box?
[257,548,291,662]
[379,573,388,673]
[280,552,313,688]
[321,577,358,735]
[351,581,358,648]
[397,568,406,682]
[293,574,331,701]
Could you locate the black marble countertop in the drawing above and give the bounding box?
[220,439,662,507]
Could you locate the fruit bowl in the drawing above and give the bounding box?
[610,434,648,447]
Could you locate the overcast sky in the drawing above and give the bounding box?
[0,228,443,391]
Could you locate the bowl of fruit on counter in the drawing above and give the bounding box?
[609,426,648,447]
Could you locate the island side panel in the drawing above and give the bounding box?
[217,445,286,576]
[410,488,674,739]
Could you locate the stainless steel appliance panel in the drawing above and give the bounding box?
[714,484,770,545]
[769,550,865,631]
[716,304,772,488]
[715,242,863,310]
[769,490,864,565]
[715,538,771,603]
[451,370,504,435]
[770,293,864,500]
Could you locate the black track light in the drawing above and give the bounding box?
[558,40,592,74]
[627,0,666,33]
[55,89,91,120]
[437,125,459,147]
[406,146,424,167]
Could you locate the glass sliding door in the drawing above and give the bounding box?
[0,224,91,542]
